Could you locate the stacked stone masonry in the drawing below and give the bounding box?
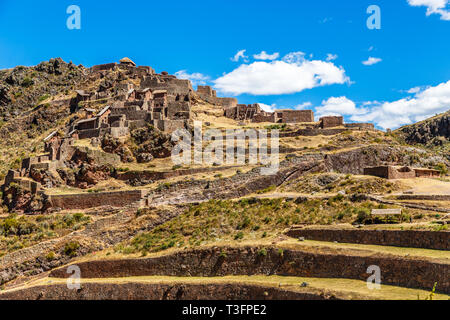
[364,166,441,179]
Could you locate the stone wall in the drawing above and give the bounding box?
[344,123,375,130]
[141,76,193,98]
[252,112,275,123]
[153,119,186,133]
[225,104,261,121]
[78,128,101,140]
[414,169,441,178]
[91,63,117,73]
[197,85,216,97]
[0,283,332,300]
[115,165,238,184]
[6,177,41,194]
[46,190,147,210]
[109,127,129,138]
[363,166,438,180]
[277,110,314,123]
[286,227,449,250]
[49,246,450,293]
[21,154,51,171]
[320,116,344,128]
[279,128,347,137]
[396,194,450,201]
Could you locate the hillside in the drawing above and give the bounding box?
[0,58,448,300]
[396,110,450,145]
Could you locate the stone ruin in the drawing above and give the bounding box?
[70,57,193,141]
[1,58,195,200]
[195,84,372,129]
[196,85,238,108]
[0,58,380,212]
[364,165,441,179]
[320,116,344,128]
[222,105,313,124]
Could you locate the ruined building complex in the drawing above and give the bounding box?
[2,58,195,201]
[0,58,388,213]
[364,166,441,180]
[71,58,193,139]
[196,85,374,129]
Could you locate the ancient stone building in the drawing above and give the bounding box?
[252,112,275,123]
[344,123,375,130]
[196,85,238,108]
[364,166,441,179]
[320,116,344,128]
[224,105,315,124]
[273,110,314,123]
[224,104,261,121]
[91,63,117,73]
[197,85,217,97]
[414,168,441,178]
[74,90,91,105]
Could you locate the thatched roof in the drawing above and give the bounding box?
[119,57,136,66]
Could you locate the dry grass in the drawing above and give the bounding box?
[398,178,450,195]
[0,212,91,256]
[277,239,450,262]
[280,172,403,195]
[116,197,412,256]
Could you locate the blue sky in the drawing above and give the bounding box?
[0,0,449,129]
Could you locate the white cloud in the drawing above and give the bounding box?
[214,52,350,95]
[350,80,450,129]
[326,54,338,61]
[295,102,313,110]
[368,46,374,52]
[282,51,306,64]
[231,49,248,62]
[259,103,277,112]
[362,57,382,66]
[406,86,423,94]
[175,70,210,86]
[253,51,280,60]
[257,102,313,113]
[407,0,450,20]
[315,96,367,119]
[319,17,333,23]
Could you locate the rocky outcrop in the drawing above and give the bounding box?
[130,125,173,163]
[101,134,134,163]
[144,154,325,206]
[1,183,46,213]
[324,145,448,174]
[56,146,120,189]
[398,111,450,145]
[0,58,85,122]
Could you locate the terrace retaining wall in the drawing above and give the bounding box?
[285,228,449,250]
[49,246,450,293]
[46,190,147,210]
